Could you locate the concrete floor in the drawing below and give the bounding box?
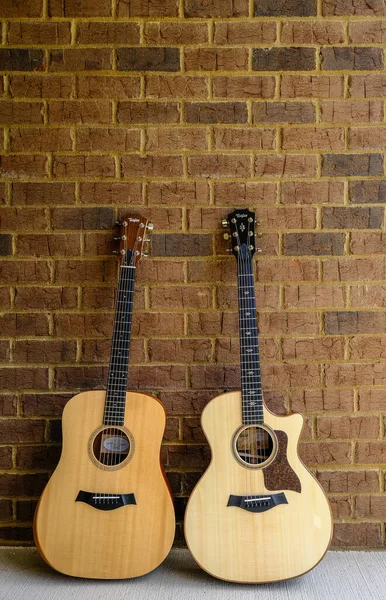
[0,547,385,600]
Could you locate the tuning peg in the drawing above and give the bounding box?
[222,219,229,228]
[223,233,230,240]
[256,248,263,253]
[112,250,119,254]
[142,252,149,257]
[147,223,154,231]
[255,232,263,238]
[144,238,151,243]
[114,236,121,241]
[255,220,262,226]
[226,248,232,253]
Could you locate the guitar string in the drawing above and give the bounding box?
[98,232,140,502]
[236,226,253,499]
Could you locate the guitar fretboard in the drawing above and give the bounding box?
[236,249,264,425]
[104,257,135,426]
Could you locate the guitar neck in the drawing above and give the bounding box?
[104,257,136,426]
[236,255,264,425]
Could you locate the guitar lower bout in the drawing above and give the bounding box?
[184,390,333,584]
[34,390,175,579]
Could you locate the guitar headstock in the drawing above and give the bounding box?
[114,214,153,267]
[222,209,262,260]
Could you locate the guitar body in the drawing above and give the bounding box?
[184,391,332,584]
[34,390,175,579]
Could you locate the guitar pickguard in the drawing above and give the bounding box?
[263,431,301,493]
[75,490,136,511]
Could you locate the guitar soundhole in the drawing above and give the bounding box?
[93,428,131,467]
[234,425,276,467]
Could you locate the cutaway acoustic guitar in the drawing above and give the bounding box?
[34,215,175,579]
[184,209,332,583]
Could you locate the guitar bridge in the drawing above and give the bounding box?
[227,493,287,513]
[76,490,136,511]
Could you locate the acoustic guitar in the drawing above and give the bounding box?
[34,215,175,579]
[184,209,332,583]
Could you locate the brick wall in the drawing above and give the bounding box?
[0,0,386,548]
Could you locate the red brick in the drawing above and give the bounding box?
[78,76,140,99]
[0,101,44,125]
[322,0,386,16]
[321,100,383,123]
[49,101,112,124]
[187,259,235,284]
[350,286,386,308]
[324,311,386,334]
[0,289,11,308]
[118,101,180,124]
[117,48,180,73]
[145,75,209,99]
[321,47,384,71]
[147,182,209,206]
[150,286,212,309]
[145,22,208,45]
[253,102,315,124]
[162,445,210,470]
[214,127,275,150]
[152,234,211,256]
[282,127,344,151]
[349,127,386,150]
[0,261,50,283]
[49,0,111,16]
[0,313,49,336]
[8,22,71,45]
[300,441,352,465]
[55,260,116,283]
[323,258,386,281]
[349,333,386,360]
[213,76,275,98]
[80,182,142,206]
[0,395,18,416]
[146,127,208,151]
[358,389,386,411]
[0,368,49,390]
[325,363,386,387]
[185,102,247,124]
[283,337,344,360]
[214,182,277,205]
[53,155,115,178]
[149,339,212,363]
[54,314,113,338]
[357,441,386,464]
[350,232,386,254]
[191,365,239,389]
[77,22,140,45]
[0,156,48,179]
[0,500,12,521]
[283,232,344,255]
[12,182,75,206]
[76,128,140,152]
[137,259,184,283]
[0,0,42,17]
[159,391,211,416]
[82,339,144,363]
[0,49,45,72]
[15,286,77,309]
[188,154,251,178]
[317,470,379,493]
[0,448,13,469]
[214,21,276,44]
[333,523,382,548]
[253,47,316,71]
[10,128,73,152]
[0,341,10,362]
[188,312,238,336]
[0,234,12,256]
[185,0,248,17]
[281,21,344,44]
[128,365,186,390]
[256,258,318,282]
[349,74,386,98]
[17,234,81,257]
[51,207,114,230]
[14,340,77,363]
[16,445,61,470]
[9,75,73,99]
[291,389,353,413]
[21,393,71,417]
[281,75,344,98]
[117,0,179,17]
[255,154,317,178]
[261,364,320,388]
[185,48,249,72]
[317,416,379,440]
[259,312,320,334]
[281,181,344,205]
[122,155,183,178]
[284,285,345,308]
[132,313,185,336]
[0,473,48,497]
[355,496,386,518]
[0,207,48,232]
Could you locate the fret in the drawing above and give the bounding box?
[103,259,136,426]
[236,253,264,425]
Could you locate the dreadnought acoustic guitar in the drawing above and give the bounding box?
[34,215,175,579]
[184,209,332,583]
